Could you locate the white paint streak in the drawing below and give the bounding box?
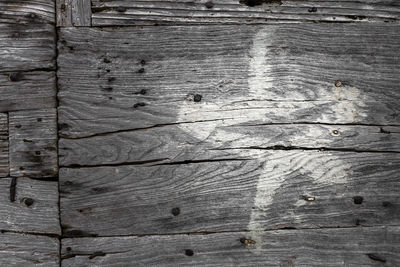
[175,27,368,252]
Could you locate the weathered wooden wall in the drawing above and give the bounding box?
[0,0,59,265]
[1,0,400,266]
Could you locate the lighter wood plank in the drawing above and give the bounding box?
[9,109,58,179]
[0,71,56,112]
[0,232,59,267]
[0,178,60,235]
[58,24,400,138]
[91,0,400,26]
[0,0,55,25]
[0,113,8,177]
[61,226,400,266]
[60,151,400,236]
[57,0,91,27]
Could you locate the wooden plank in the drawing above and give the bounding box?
[57,0,92,27]
[0,23,55,71]
[0,113,8,177]
[58,24,400,138]
[91,0,400,26]
[0,0,55,25]
[59,123,400,167]
[60,151,400,236]
[0,71,56,112]
[0,178,60,235]
[61,226,400,266]
[0,232,59,266]
[9,109,58,179]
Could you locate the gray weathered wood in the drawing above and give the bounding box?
[0,71,56,112]
[0,0,55,25]
[0,178,60,234]
[57,0,91,27]
[0,232,59,266]
[0,113,8,177]
[9,109,58,178]
[60,151,400,236]
[58,24,400,138]
[91,0,400,26]
[0,23,55,71]
[61,226,400,266]
[59,123,400,167]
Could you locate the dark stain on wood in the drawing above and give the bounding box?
[8,72,24,82]
[185,249,194,256]
[367,253,386,263]
[353,196,364,205]
[205,1,214,9]
[239,0,282,7]
[9,177,17,202]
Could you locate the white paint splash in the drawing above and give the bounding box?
[175,27,367,252]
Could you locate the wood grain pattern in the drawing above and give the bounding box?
[0,71,56,112]
[57,0,92,27]
[60,151,400,236]
[58,24,400,138]
[0,113,8,177]
[61,226,400,266]
[0,0,55,25]
[0,23,55,71]
[91,0,400,26]
[0,178,60,234]
[0,232,59,266]
[59,123,400,167]
[9,109,58,179]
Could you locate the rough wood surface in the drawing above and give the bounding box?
[57,0,91,27]
[0,22,55,71]
[0,0,55,25]
[61,226,400,266]
[91,0,400,26]
[0,71,56,112]
[60,151,400,236]
[0,232,59,266]
[0,178,60,234]
[0,113,8,177]
[58,24,400,139]
[59,123,400,167]
[9,109,58,179]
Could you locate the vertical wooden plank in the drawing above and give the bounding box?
[0,113,8,178]
[57,0,92,26]
[71,0,91,26]
[9,109,57,179]
[57,0,73,27]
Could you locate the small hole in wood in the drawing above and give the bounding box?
[308,7,317,12]
[19,167,25,170]
[353,196,363,204]
[35,151,41,155]
[332,130,340,136]
[24,198,34,206]
[193,94,202,102]
[205,1,214,8]
[37,118,42,122]
[138,68,145,73]
[171,207,180,216]
[66,247,72,252]
[335,80,342,87]
[185,249,194,256]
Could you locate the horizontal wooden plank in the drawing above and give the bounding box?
[9,109,58,179]
[60,151,400,236]
[59,122,400,167]
[0,71,56,112]
[0,178,60,235]
[57,0,91,27]
[61,226,400,266]
[0,23,55,71]
[58,24,400,138]
[0,113,8,177]
[0,232,59,267]
[0,0,55,25]
[91,0,400,26]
